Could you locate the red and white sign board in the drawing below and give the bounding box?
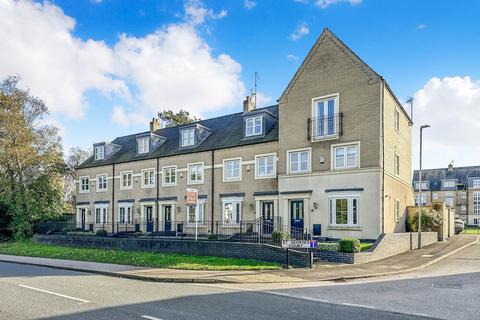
[186,188,198,206]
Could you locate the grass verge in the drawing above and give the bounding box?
[0,241,281,271]
[360,243,373,251]
[461,227,480,235]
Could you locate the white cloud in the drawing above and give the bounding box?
[416,23,427,30]
[184,0,227,25]
[0,0,244,125]
[287,53,299,61]
[255,92,273,107]
[290,22,309,41]
[411,76,480,168]
[244,0,256,10]
[112,106,149,126]
[315,0,362,9]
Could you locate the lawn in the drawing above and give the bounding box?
[461,227,480,235]
[0,241,281,271]
[360,242,373,251]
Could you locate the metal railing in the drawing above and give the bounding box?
[308,113,343,141]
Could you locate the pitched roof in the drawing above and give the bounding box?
[413,166,480,191]
[77,105,279,169]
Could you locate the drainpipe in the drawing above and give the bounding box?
[380,79,385,235]
[156,157,160,232]
[112,163,115,233]
[211,149,215,232]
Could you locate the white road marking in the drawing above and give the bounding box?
[18,284,90,303]
[141,315,163,320]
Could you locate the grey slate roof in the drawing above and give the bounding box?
[77,105,279,169]
[413,166,480,191]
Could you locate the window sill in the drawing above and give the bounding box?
[327,225,362,231]
[311,134,339,142]
[188,181,204,185]
[141,186,156,189]
[224,178,242,183]
[96,190,108,193]
[119,187,133,191]
[162,184,177,188]
[255,175,276,180]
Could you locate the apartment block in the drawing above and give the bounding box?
[75,28,414,240]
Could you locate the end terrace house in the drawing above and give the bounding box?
[75,28,414,240]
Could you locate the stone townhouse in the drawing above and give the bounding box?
[413,163,480,226]
[75,28,414,240]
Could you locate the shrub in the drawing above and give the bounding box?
[408,209,442,232]
[133,232,145,237]
[338,238,361,253]
[316,242,339,252]
[66,231,94,237]
[208,234,218,240]
[95,229,108,237]
[272,231,291,242]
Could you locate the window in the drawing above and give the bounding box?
[394,152,400,175]
[443,180,456,188]
[118,205,132,224]
[333,144,358,169]
[415,193,426,206]
[96,174,107,192]
[187,202,205,224]
[445,192,454,207]
[120,171,132,190]
[474,192,480,214]
[95,206,108,224]
[79,176,90,193]
[330,197,358,226]
[181,128,195,147]
[432,192,438,200]
[245,116,263,137]
[395,199,400,222]
[415,181,429,190]
[94,145,105,160]
[474,218,479,225]
[473,179,480,188]
[188,163,204,184]
[460,191,467,199]
[141,169,155,188]
[461,205,467,212]
[162,166,177,187]
[223,200,242,224]
[224,158,242,181]
[312,95,338,139]
[288,149,310,174]
[394,108,400,132]
[137,137,150,154]
[256,154,276,179]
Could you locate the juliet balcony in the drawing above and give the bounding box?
[308,113,343,141]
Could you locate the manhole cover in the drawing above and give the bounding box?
[432,283,463,289]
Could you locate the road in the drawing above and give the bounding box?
[0,242,478,320]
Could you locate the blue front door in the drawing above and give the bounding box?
[164,205,172,232]
[146,206,154,232]
[290,200,304,235]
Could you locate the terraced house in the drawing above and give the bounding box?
[413,163,480,226]
[75,28,414,240]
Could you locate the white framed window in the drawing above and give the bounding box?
[443,180,456,188]
[118,205,133,224]
[223,158,242,182]
[255,153,276,179]
[288,148,311,174]
[432,192,438,200]
[460,191,467,199]
[394,152,400,176]
[187,201,205,225]
[332,143,359,170]
[181,128,195,147]
[329,197,358,226]
[79,176,90,193]
[394,108,400,132]
[141,168,155,188]
[474,218,479,225]
[188,162,204,184]
[394,199,400,222]
[473,179,480,188]
[414,181,429,190]
[445,192,454,207]
[94,145,105,160]
[96,174,108,192]
[162,166,177,187]
[474,192,480,214]
[245,116,263,137]
[137,137,150,154]
[311,94,339,139]
[120,171,133,190]
[415,193,427,206]
[222,198,242,224]
[95,205,108,224]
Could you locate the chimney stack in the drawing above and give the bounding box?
[243,95,255,113]
[150,118,160,132]
[448,162,454,172]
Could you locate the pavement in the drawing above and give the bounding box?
[0,234,477,284]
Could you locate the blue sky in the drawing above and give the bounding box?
[1,0,479,169]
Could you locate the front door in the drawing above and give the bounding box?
[261,201,274,234]
[145,206,154,232]
[80,208,86,231]
[164,205,172,232]
[290,200,304,236]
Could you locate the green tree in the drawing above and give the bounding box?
[157,109,200,127]
[64,147,90,213]
[0,76,65,239]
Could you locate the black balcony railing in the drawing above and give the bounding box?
[308,113,343,141]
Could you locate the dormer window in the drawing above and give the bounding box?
[181,128,195,147]
[245,116,263,137]
[137,137,150,154]
[94,145,105,160]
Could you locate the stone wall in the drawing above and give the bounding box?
[33,235,310,268]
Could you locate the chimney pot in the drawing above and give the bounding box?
[150,118,160,132]
[243,95,255,113]
[448,162,454,171]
